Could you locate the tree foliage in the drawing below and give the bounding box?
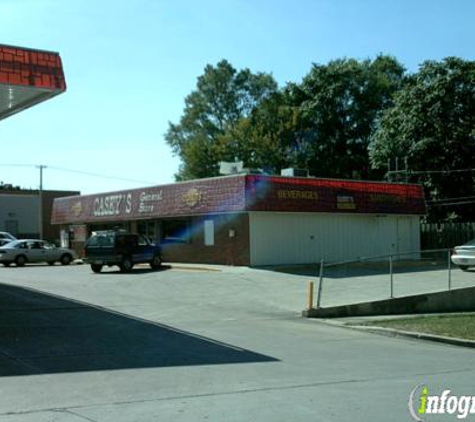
[289,55,405,179]
[168,55,405,180]
[165,60,277,180]
[370,57,475,221]
[215,89,300,172]
[167,55,475,222]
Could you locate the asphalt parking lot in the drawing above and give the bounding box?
[0,263,474,421]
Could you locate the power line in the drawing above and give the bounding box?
[426,195,475,204]
[0,163,34,167]
[428,200,475,207]
[388,168,475,176]
[0,163,156,185]
[47,165,155,185]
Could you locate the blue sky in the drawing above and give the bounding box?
[0,0,474,194]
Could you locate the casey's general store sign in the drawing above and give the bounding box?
[51,176,245,224]
[51,175,425,226]
[92,193,132,216]
[92,191,164,217]
[58,189,169,222]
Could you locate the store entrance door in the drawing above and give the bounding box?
[138,221,159,244]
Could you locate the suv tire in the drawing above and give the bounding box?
[91,263,103,273]
[150,254,162,270]
[120,257,133,273]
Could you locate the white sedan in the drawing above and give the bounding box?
[0,231,16,246]
[451,239,475,271]
[0,239,77,267]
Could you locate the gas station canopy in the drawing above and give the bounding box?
[0,43,66,121]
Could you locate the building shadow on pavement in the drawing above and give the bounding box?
[258,260,450,279]
[89,264,173,275]
[2,264,173,274]
[0,283,277,377]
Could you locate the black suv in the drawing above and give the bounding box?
[84,231,162,273]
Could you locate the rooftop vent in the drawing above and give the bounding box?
[219,161,244,175]
[281,168,309,177]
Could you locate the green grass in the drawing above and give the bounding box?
[359,314,475,341]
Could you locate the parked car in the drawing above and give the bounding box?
[0,239,77,267]
[84,231,162,273]
[451,239,475,271]
[0,231,17,246]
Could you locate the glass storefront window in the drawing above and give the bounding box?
[162,219,191,244]
[137,221,157,244]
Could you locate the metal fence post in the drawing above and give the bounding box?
[316,259,324,309]
[389,253,394,299]
[448,248,452,291]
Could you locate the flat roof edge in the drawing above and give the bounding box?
[0,42,60,56]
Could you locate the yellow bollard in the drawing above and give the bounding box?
[308,281,314,310]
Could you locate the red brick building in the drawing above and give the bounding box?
[51,175,426,266]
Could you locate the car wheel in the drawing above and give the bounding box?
[47,261,56,266]
[15,255,26,267]
[120,257,133,273]
[60,254,72,265]
[91,263,103,273]
[459,265,469,271]
[150,254,162,270]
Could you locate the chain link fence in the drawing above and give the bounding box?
[312,249,475,309]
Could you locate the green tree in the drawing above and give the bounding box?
[166,60,277,180]
[216,55,405,178]
[290,55,406,179]
[215,89,299,173]
[370,57,475,221]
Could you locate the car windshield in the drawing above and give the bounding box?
[3,240,22,248]
[87,233,115,247]
[462,239,475,247]
[1,233,16,240]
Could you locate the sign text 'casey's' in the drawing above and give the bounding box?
[92,191,163,217]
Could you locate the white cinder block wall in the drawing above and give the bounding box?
[249,212,420,266]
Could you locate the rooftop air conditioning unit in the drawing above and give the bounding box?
[281,168,309,177]
[219,161,244,175]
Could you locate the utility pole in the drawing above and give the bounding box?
[37,165,47,239]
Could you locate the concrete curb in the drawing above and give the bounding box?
[317,318,475,349]
[302,286,475,318]
[76,260,221,272]
[169,265,221,272]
